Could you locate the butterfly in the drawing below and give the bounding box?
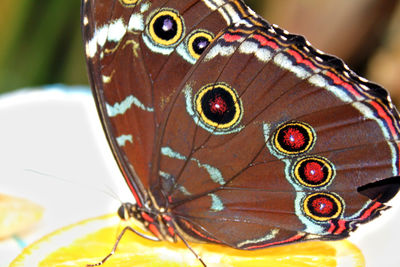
[82,0,400,265]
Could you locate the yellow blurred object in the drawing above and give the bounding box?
[11,214,365,267]
[0,194,43,239]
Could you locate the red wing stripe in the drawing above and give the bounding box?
[325,71,362,98]
[327,222,336,234]
[369,101,398,139]
[245,233,305,250]
[359,202,382,221]
[121,169,143,207]
[181,220,221,244]
[252,34,279,50]
[333,220,347,235]
[224,33,243,42]
[287,49,317,70]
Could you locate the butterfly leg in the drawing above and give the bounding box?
[86,225,161,266]
[174,230,206,267]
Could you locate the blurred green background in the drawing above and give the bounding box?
[1,0,399,101]
[0,0,86,92]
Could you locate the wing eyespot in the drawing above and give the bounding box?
[303,192,344,222]
[147,8,184,47]
[119,0,139,7]
[194,82,243,131]
[187,30,214,59]
[272,121,316,156]
[293,156,335,188]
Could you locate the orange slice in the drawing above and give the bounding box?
[0,194,43,239]
[11,214,365,267]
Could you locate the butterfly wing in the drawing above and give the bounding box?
[157,21,400,248]
[83,0,400,249]
[83,0,152,205]
[82,0,253,205]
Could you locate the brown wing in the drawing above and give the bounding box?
[82,0,253,205]
[157,21,400,248]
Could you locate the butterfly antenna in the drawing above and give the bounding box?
[24,168,122,203]
[102,183,123,204]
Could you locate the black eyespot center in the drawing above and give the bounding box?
[201,87,234,124]
[154,15,177,41]
[148,9,184,46]
[192,36,210,55]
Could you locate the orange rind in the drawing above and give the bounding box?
[11,214,365,267]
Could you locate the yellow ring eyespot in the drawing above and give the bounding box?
[293,156,335,188]
[119,0,139,7]
[187,30,214,59]
[303,192,343,222]
[273,121,316,155]
[194,82,243,130]
[148,8,184,47]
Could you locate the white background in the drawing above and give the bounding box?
[0,87,134,266]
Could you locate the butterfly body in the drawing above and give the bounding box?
[82,0,400,255]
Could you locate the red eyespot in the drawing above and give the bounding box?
[293,157,335,188]
[209,95,228,115]
[303,161,324,183]
[311,197,334,215]
[303,193,343,221]
[282,127,305,149]
[273,121,315,155]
